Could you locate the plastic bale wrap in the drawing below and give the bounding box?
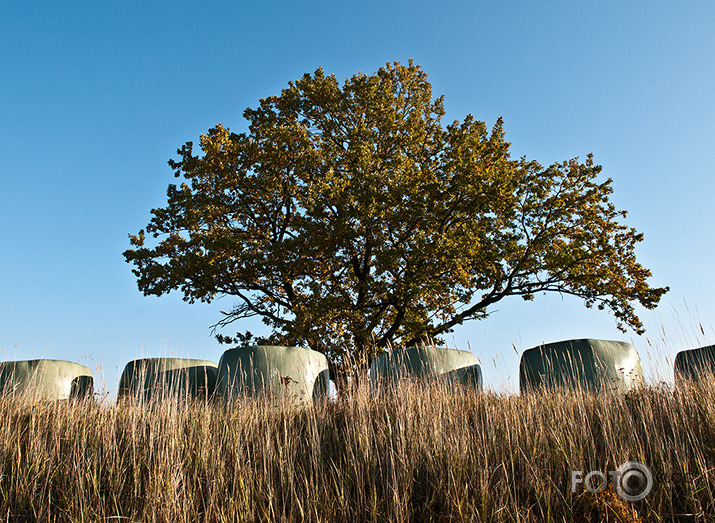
[216,345,330,405]
[0,359,94,401]
[674,345,715,385]
[370,346,483,392]
[440,363,483,390]
[519,338,645,394]
[117,358,218,402]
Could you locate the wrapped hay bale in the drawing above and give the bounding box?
[674,345,715,385]
[0,359,94,401]
[216,345,329,405]
[519,338,645,393]
[117,357,217,401]
[440,363,483,389]
[370,346,482,392]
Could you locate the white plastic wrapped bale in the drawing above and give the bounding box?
[117,358,218,401]
[0,359,94,401]
[519,338,645,394]
[369,346,482,392]
[216,345,330,405]
[674,345,715,385]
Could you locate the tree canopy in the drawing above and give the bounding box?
[124,60,668,382]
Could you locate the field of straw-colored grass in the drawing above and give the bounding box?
[0,378,714,522]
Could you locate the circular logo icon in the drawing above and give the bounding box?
[615,461,653,502]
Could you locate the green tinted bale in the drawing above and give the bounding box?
[674,345,715,384]
[441,363,483,390]
[370,346,482,391]
[216,345,329,405]
[0,359,94,401]
[519,338,645,393]
[117,358,218,401]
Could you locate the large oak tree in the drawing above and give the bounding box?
[124,61,667,384]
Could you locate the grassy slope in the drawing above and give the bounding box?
[0,382,713,522]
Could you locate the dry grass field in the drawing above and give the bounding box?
[0,377,714,522]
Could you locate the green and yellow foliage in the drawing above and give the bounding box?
[124,61,667,381]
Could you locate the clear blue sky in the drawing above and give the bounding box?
[2,1,713,395]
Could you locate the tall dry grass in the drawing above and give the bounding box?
[0,379,714,522]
